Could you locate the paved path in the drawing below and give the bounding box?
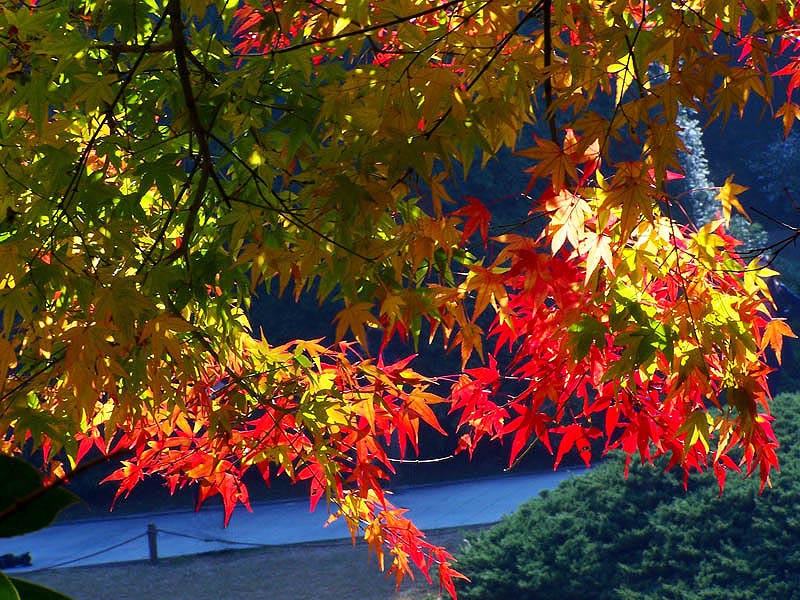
[0,469,578,572]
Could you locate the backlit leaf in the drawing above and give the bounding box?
[715,175,750,225]
[760,318,797,364]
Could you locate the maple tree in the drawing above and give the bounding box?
[2,0,800,596]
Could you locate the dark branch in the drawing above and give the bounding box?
[543,0,557,142]
[97,41,176,54]
[167,0,230,210]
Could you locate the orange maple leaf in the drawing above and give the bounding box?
[517,136,578,193]
[775,101,800,139]
[760,318,797,364]
[334,303,379,348]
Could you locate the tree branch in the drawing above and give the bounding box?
[97,41,176,54]
[543,0,557,142]
[167,0,230,210]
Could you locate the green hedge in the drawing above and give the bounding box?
[456,393,800,600]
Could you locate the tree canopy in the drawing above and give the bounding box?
[1,0,799,595]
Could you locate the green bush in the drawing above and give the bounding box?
[456,392,800,600]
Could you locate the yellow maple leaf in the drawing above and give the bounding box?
[679,410,714,454]
[608,61,634,109]
[602,161,653,240]
[379,293,406,327]
[546,189,592,254]
[582,231,614,285]
[715,175,750,226]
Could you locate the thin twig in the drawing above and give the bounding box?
[164,167,210,264]
[238,0,466,57]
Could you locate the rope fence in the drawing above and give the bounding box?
[156,527,266,548]
[34,533,148,571]
[24,524,269,571]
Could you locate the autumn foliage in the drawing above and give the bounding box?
[1,0,800,595]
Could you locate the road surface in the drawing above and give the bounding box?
[0,469,579,572]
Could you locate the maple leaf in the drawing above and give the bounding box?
[465,354,501,390]
[452,320,485,366]
[379,293,407,344]
[773,59,800,98]
[517,136,578,193]
[297,461,327,513]
[712,454,741,496]
[760,318,797,364]
[607,61,636,108]
[715,175,750,225]
[405,389,447,435]
[334,303,380,349]
[465,265,509,321]
[504,407,553,466]
[775,101,800,138]
[543,188,592,254]
[602,160,655,239]
[551,424,602,469]
[580,230,614,284]
[678,410,714,455]
[452,196,492,246]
